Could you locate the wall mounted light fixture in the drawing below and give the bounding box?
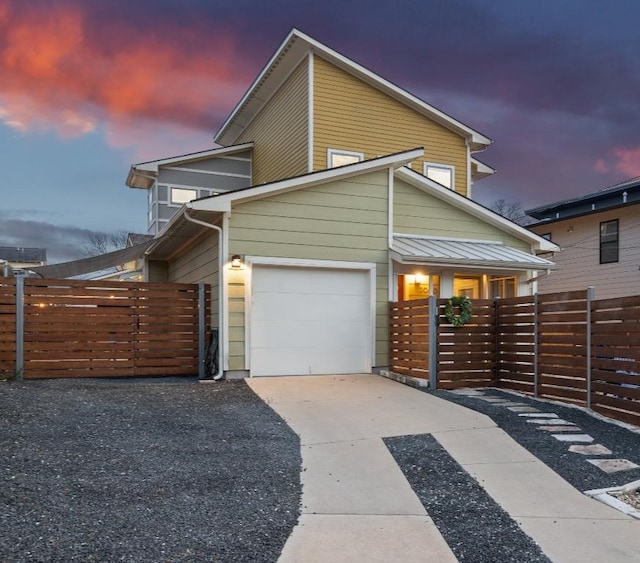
[231,255,243,269]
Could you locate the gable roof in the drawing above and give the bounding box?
[215,29,492,151]
[394,167,558,253]
[126,143,253,189]
[0,246,47,264]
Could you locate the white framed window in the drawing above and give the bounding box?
[424,163,455,190]
[328,149,364,168]
[170,187,198,205]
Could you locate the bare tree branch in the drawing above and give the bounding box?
[81,230,129,257]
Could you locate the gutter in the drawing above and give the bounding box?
[184,209,224,380]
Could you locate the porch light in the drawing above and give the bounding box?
[231,255,243,269]
[414,273,427,285]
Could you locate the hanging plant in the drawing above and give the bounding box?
[444,296,473,327]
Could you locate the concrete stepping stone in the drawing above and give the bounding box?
[477,397,508,403]
[526,418,575,425]
[538,425,581,432]
[569,444,612,456]
[586,459,640,473]
[508,406,541,412]
[551,434,594,442]
[449,389,485,396]
[518,412,558,418]
[493,401,525,407]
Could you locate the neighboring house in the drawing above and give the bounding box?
[126,29,556,378]
[80,233,154,281]
[528,176,640,299]
[0,246,47,276]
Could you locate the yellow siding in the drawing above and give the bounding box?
[531,206,640,299]
[236,58,309,184]
[167,232,219,327]
[313,56,469,195]
[394,180,530,251]
[228,171,390,370]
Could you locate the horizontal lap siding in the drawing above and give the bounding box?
[394,180,530,250]
[531,206,640,299]
[313,56,468,196]
[237,58,308,185]
[168,231,219,327]
[228,171,390,371]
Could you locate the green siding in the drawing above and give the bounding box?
[228,171,391,370]
[393,180,530,251]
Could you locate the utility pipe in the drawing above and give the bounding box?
[184,209,224,380]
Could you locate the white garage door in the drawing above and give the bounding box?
[250,265,372,377]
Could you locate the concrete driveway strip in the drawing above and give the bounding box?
[248,374,640,563]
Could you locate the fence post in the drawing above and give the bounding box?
[586,286,595,410]
[198,282,206,379]
[533,293,538,398]
[494,298,500,387]
[428,294,438,390]
[15,273,24,380]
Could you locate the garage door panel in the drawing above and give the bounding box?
[250,265,372,377]
[253,267,367,295]
[252,319,367,348]
[253,293,369,322]
[251,345,369,376]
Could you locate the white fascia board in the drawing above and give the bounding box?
[216,28,491,149]
[471,157,495,175]
[133,143,254,173]
[190,148,424,211]
[394,167,559,253]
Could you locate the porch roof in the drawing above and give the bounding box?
[391,235,556,271]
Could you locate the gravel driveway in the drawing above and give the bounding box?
[0,378,301,562]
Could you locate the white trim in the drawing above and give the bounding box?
[308,51,314,173]
[132,143,254,172]
[388,167,394,248]
[423,162,455,191]
[394,167,558,252]
[466,141,472,199]
[243,256,377,375]
[327,148,364,168]
[222,213,230,372]
[215,29,492,148]
[165,166,251,179]
[158,182,227,194]
[190,148,423,211]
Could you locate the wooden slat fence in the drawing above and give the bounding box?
[591,295,640,427]
[536,290,589,405]
[3,277,208,379]
[0,278,16,376]
[436,298,496,389]
[495,295,535,394]
[389,298,429,379]
[389,289,640,427]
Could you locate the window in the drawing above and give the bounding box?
[328,149,363,168]
[397,274,440,300]
[424,163,454,189]
[600,219,619,264]
[170,187,198,205]
[454,274,481,298]
[489,276,517,298]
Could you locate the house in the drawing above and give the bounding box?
[0,246,47,276]
[527,176,640,299]
[126,29,556,378]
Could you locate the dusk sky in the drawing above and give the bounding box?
[2,0,640,263]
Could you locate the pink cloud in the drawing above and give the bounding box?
[0,0,249,146]
[593,158,609,173]
[612,146,640,177]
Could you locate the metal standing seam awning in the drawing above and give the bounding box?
[390,235,556,271]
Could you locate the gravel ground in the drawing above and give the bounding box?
[385,434,551,563]
[430,388,640,492]
[0,377,301,562]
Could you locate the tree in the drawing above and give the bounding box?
[490,199,533,226]
[81,230,129,257]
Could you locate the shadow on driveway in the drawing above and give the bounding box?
[0,377,301,562]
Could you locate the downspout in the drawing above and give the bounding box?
[184,209,224,379]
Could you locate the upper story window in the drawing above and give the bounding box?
[328,149,363,168]
[170,187,198,205]
[424,163,454,190]
[600,219,619,264]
